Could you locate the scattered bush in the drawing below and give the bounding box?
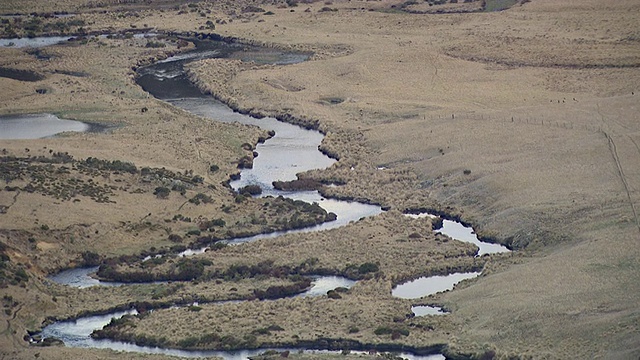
[81,157,137,174]
[153,187,170,199]
[237,155,253,169]
[431,216,444,230]
[374,326,409,337]
[189,193,213,205]
[253,278,311,299]
[186,229,201,236]
[145,40,165,48]
[358,262,379,274]
[81,251,101,266]
[272,178,321,191]
[239,185,262,196]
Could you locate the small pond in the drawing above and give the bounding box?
[411,306,447,317]
[0,113,96,139]
[392,272,481,300]
[0,36,73,48]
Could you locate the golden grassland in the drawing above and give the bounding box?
[0,0,639,359]
[103,212,482,284]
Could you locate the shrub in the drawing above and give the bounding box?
[210,242,227,251]
[210,218,225,227]
[375,326,409,337]
[253,278,312,299]
[145,40,165,48]
[153,187,170,199]
[431,216,444,230]
[358,262,379,274]
[189,193,213,205]
[239,185,262,196]
[81,157,137,174]
[14,268,29,282]
[81,251,101,266]
[272,178,321,191]
[237,155,253,169]
[172,183,187,195]
[186,229,201,236]
[177,336,199,348]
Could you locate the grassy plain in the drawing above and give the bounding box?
[0,0,639,359]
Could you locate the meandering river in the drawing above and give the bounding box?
[39,36,507,359]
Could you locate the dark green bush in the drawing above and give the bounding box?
[153,187,170,199]
[239,185,262,196]
[187,229,201,236]
[358,262,379,274]
[81,251,101,266]
[189,193,213,205]
[145,40,165,48]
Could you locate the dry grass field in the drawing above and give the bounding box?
[1,0,639,359]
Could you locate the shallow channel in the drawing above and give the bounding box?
[40,308,443,360]
[42,37,399,359]
[405,213,509,256]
